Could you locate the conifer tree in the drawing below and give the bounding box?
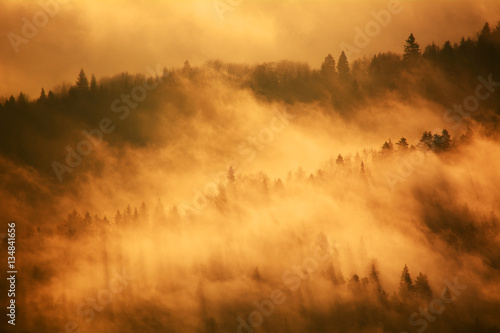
[337,51,351,81]
[404,33,421,61]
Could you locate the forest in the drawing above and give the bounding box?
[1,19,500,333]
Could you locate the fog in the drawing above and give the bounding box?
[1,2,500,333]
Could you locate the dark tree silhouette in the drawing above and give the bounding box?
[423,42,439,61]
[404,33,421,61]
[415,272,432,300]
[336,154,344,165]
[321,53,336,80]
[337,51,351,81]
[478,22,491,43]
[39,88,47,101]
[17,92,28,105]
[227,166,235,183]
[5,95,16,108]
[140,202,148,221]
[76,69,89,92]
[434,129,452,151]
[399,264,413,299]
[90,74,98,93]
[420,131,434,149]
[396,137,409,150]
[439,41,455,70]
[381,139,393,153]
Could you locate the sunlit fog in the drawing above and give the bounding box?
[1,1,500,333]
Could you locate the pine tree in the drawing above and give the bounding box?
[415,272,432,300]
[336,154,344,165]
[39,88,47,101]
[381,139,393,152]
[431,129,452,151]
[140,202,148,222]
[423,42,439,61]
[337,51,351,81]
[439,41,454,69]
[404,33,421,61]
[399,264,413,299]
[321,53,336,80]
[396,137,409,150]
[440,129,451,151]
[227,166,235,183]
[90,74,98,93]
[17,92,28,105]
[369,262,380,284]
[124,204,132,224]
[6,95,16,108]
[76,69,89,92]
[420,131,433,149]
[370,262,388,305]
[479,22,491,42]
[47,90,55,100]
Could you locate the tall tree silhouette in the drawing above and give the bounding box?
[404,33,421,61]
[76,69,89,92]
[415,272,432,300]
[321,53,337,80]
[227,166,235,183]
[439,40,454,70]
[38,88,47,103]
[337,51,351,81]
[399,264,413,299]
[423,42,439,61]
[90,74,98,93]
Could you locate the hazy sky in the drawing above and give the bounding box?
[1,0,499,97]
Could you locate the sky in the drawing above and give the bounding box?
[1,0,500,98]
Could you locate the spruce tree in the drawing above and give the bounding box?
[399,264,413,299]
[321,53,336,79]
[404,33,421,61]
[76,69,89,92]
[337,51,351,81]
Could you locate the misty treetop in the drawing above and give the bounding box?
[1,22,499,182]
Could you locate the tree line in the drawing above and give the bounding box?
[0,22,498,180]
